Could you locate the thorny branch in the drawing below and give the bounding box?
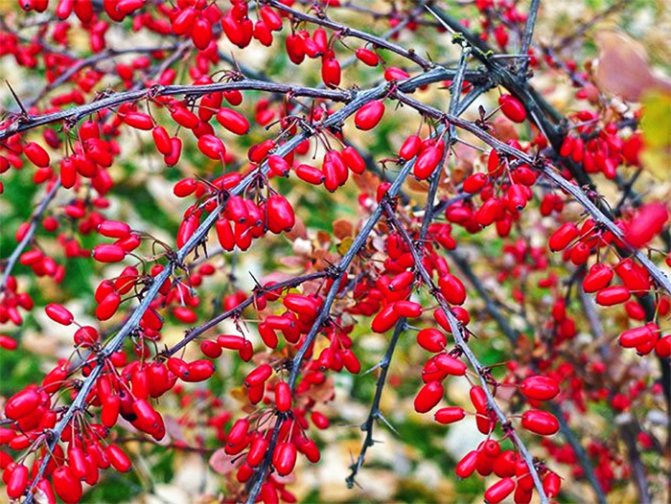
[0,181,61,294]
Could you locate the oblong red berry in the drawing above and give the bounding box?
[354,100,385,130]
[216,108,250,135]
[92,244,126,263]
[393,300,422,318]
[499,94,527,123]
[5,388,41,420]
[414,144,443,180]
[434,354,467,376]
[45,303,74,325]
[355,47,379,66]
[582,263,613,293]
[484,477,516,504]
[456,450,479,478]
[520,376,559,401]
[371,304,400,333]
[266,194,295,234]
[438,273,466,305]
[414,381,443,413]
[417,328,447,353]
[595,285,630,306]
[521,409,559,435]
[434,406,465,424]
[106,445,132,472]
[275,381,292,412]
[548,223,579,252]
[24,142,50,167]
[273,442,297,476]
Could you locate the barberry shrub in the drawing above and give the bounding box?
[0,0,670,503]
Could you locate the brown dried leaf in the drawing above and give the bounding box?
[352,170,380,195]
[489,117,520,144]
[332,218,353,239]
[337,236,354,255]
[229,385,248,403]
[407,177,429,193]
[316,230,332,247]
[312,249,340,270]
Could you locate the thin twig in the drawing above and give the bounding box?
[518,0,541,75]
[0,181,61,294]
[345,320,406,488]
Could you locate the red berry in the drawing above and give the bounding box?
[266,194,295,234]
[498,94,527,123]
[456,450,479,478]
[197,134,226,160]
[45,303,74,325]
[273,442,297,476]
[24,142,50,167]
[414,143,443,180]
[484,477,516,504]
[520,376,559,401]
[6,463,29,499]
[548,223,579,252]
[624,203,669,248]
[275,381,292,412]
[216,108,250,135]
[53,466,83,503]
[5,388,41,419]
[417,328,447,353]
[354,100,385,130]
[414,381,443,413]
[595,285,630,306]
[438,273,467,305]
[434,406,465,424]
[582,263,613,292]
[355,48,379,66]
[521,409,559,435]
[106,445,132,472]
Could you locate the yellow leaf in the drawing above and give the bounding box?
[641,90,671,181]
[337,236,353,255]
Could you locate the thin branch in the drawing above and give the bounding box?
[0,80,351,140]
[619,419,652,504]
[0,181,61,293]
[547,402,608,504]
[518,0,541,75]
[22,45,181,109]
[266,0,434,69]
[345,320,406,488]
